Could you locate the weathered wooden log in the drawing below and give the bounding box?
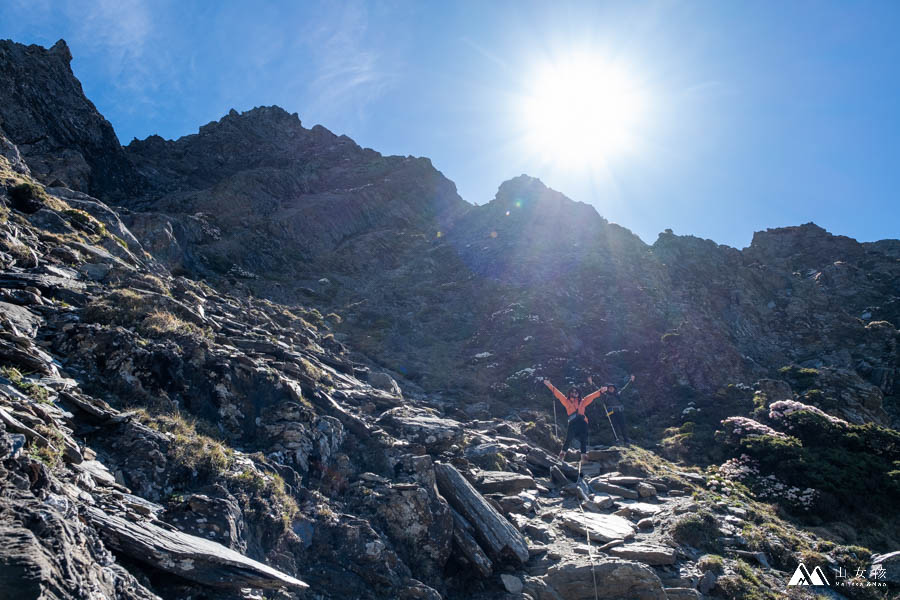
[434,462,528,564]
[449,508,493,578]
[84,507,308,591]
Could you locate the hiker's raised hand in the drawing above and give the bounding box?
[630,375,635,382]
[587,376,594,385]
[543,379,553,389]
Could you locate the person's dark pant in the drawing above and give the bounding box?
[609,406,629,443]
[562,415,589,453]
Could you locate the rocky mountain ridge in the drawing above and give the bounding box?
[0,38,898,600]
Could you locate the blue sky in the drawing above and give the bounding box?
[2,0,898,247]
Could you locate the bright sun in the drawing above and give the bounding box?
[521,56,646,167]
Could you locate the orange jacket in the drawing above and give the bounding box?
[546,384,602,422]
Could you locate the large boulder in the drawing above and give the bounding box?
[532,558,667,600]
[161,493,247,553]
[374,455,453,586]
[368,371,402,396]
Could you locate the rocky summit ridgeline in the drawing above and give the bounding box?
[0,38,898,600]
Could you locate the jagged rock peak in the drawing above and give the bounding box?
[484,174,603,223]
[481,174,650,251]
[746,221,867,267]
[128,105,316,149]
[198,105,306,136]
[49,38,73,62]
[0,38,143,200]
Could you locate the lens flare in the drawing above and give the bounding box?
[520,55,646,168]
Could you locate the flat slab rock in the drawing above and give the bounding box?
[85,507,308,591]
[603,475,643,486]
[376,406,463,451]
[558,510,635,543]
[477,471,535,494]
[619,501,664,517]
[0,301,41,337]
[609,542,677,565]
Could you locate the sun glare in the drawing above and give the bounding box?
[520,56,646,167]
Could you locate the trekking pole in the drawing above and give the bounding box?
[543,378,559,440]
[552,396,558,440]
[602,402,619,442]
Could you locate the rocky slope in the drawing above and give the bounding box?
[0,38,898,600]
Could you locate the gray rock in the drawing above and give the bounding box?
[590,478,639,499]
[664,588,702,600]
[435,462,529,564]
[538,558,667,600]
[27,208,74,234]
[0,498,160,600]
[0,302,41,337]
[618,501,664,518]
[85,506,308,591]
[558,510,635,543]
[78,262,111,281]
[375,466,453,586]
[609,543,677,565]
[162,493,247,552]
[501,573,524,594]
[449,507,493,578]
[698,570,718,594]
[477,471,536,494]
[369,371,402,396]
[376,406,463,453]
[637,481,657,498]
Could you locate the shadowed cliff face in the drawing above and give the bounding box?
[1,37,896,433]
[0,40,144,200]
[117,105,468,281]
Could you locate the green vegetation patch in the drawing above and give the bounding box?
[671,510,720,551]
[715,559,780,600]
[62,208,107,236]
[778,365,819,390]
[1,366,51,404]
[137,410,234,478]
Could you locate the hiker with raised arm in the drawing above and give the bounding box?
[600,374,636,445]
[542,378,604,462]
